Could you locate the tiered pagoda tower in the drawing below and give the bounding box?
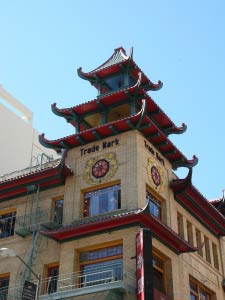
[40,47,197,170]
[0,47,224,300]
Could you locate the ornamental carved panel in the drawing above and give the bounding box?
[147,157,165,192]
[83,153,118,185]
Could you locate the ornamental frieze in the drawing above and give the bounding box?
[83,153,118,185]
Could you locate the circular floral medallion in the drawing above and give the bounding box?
[83,153,118,184]
[151,166,161,186]
[92,159,109,178]
[147,158,164,192]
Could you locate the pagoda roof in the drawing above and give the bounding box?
[0,152,73,201]
[170,169,225,236]
[77,47,162,92]
[40,201,196,254]
[52,76,187,136]
[40,100,197,170]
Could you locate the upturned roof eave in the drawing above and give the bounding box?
[0,156,73,201]
[77,47,163,91]
[50,81,184,137]
[40,205,196,254]
[40,102,197,170]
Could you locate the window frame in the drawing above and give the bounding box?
[189,277,213,300]
[146,190,162,220]
[177,212,185,239]
[152,251,166,294]
[187,220,194,246]
[45,263,59,294]
[83,184,121,217]
[0,208,16,239]
[212,243,219,270]
[52,196,64,225]
[204,236,211,264]
[195,229,203,257]
[0,273,10,299]
[78,242,123,286]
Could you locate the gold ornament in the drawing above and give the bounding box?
[83,153,118,185]
[147,157,164,192]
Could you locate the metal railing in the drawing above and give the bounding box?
[15,209,62,233]
[0,262,136,299]
[0,285,22,300]
[0,158,59,182]
[39,262,125,295]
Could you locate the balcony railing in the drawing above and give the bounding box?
[15,209,62,237]
[1,263,136,300]
[0,287,8,300]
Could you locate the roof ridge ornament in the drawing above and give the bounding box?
[163,123,187,136]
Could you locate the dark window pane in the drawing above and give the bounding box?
[84,185,121,217]
[47,266,59,294]
[0,276,9,300]
[0,212,16,239]
[153,268,164,292]
[54,199,63,224]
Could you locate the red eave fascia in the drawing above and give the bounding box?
[0,163,73,201]
[41,212,196,254]
[173,185,225,236]
[41,102,196,170]
[0,178,64,200]
[51,83,139,125]
[0,167,59,189]
[185,185,225,234]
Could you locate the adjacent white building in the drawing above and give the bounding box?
[0,85,57,176]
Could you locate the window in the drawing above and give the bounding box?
[152,254,165,293]
[187,221,194,246]
[0,211,16,239]
[79,245,123,286]
[177,213,184,239]
[83,185,121,217]
[189,278,212,300]
[196,229,203,257]
[212,243,219,270]
[0,274,9,300]
[204,236,211,264]
[46,265,59,294]
[53,199,64,225]
[102,73,135,94]
[146,192,161,219]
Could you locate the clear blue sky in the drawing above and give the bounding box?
[0,1,224,200]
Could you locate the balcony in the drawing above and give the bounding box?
[15,209,62,237]
[39,262,135,300]
[0,263,135,300]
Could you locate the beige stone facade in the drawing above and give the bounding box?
[0,130,224,300]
